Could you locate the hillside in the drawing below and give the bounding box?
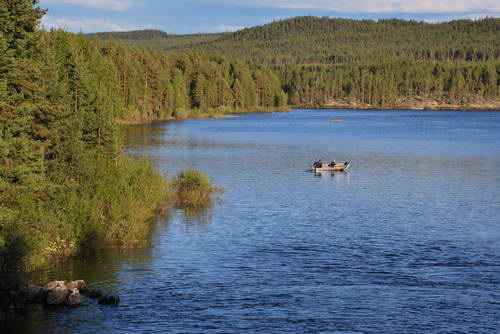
[190,16,500,64]
[122,33,224,49]
[104,17,500,65]
[87,29,169,40]
[87,30,225,50]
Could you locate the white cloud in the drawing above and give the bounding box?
[256,0,500,14]
[423,12,500,23]
[41,15,155,32]
[41,0,133,11]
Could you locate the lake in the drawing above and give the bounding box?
[18,109,500,333]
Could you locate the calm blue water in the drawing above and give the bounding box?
[20,109,500,333]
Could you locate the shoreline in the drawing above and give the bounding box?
[118,106,292,125]
[296,105,500,111]
[292,96,500,111]
[119,104,499,127]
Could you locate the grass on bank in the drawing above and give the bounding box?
[0,154,219,273]
[120,105,291,124]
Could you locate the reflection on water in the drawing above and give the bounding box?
[312,170,351,183]
[17,109,500,334]
[179,206,214,226]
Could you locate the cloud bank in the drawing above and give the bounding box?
[41,15,155,32]
[42,0,133,11]
[257,0,499,14]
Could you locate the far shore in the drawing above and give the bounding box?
[296,105,500,111]
[294,96,500,111]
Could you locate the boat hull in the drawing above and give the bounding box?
[309,164,350,172]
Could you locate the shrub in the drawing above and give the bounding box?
[172,169,221,208]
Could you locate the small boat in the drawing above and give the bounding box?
[310,162,350,172]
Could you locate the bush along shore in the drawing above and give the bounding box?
[0,168,220,319]
[119,105,291,124]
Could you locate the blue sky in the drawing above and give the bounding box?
[39,0,500,34]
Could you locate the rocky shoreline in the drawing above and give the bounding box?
[0,279,119,322]
[306,96,500,111]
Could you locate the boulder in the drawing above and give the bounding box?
[66,288,85,307]
[98,294,120,306]
[46,286,69,305]
[46,281,65,289]
[65,280,85,291]
[18,285,43,303]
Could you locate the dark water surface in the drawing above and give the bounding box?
[21,109,500,333]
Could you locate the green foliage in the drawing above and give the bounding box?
[71,39,288,120]
[87,29,169,40]
[1,1,240,272]
[185,16,500,65]
[98,16,499,108]
[276,61,499,107]
[172,169,220,208]
[0,1,174,271]
[121,33,224,50]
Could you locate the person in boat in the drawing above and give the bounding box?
[344,161,349,166]
[328,160,336,167]
[313,159,322,168]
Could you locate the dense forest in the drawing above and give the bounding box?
[87,31,225,50]
[87,29,169,41]
[188,16,500,65]
[94,16,500,109]
[1,0,284,273]
[277,61,499,108]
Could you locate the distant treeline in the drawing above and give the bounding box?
[277,61,499,107]
[87,29,169,40]
[120,33,225,50]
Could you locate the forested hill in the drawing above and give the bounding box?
[87,29,168,40]
[60,16,500,109]
[186,16,500,64]
[87,31,225,50]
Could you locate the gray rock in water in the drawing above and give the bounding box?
[66,288,85,307]
[98,294,120,306]
[65,280,85,291]
[46,286,69,305]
